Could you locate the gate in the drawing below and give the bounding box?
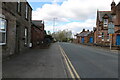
[116,35,120,45]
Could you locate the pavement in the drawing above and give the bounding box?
[2,43,69,78]
[59,42,118,78]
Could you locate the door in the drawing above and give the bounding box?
[89,37,93,43]
[81,37,84,43]
[15,24,20,54]
[116,35,120,45]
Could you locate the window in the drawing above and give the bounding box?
[24,28,28,45]
[25,4,28,19]
[17,0,21,13]
[103,19,108,27]
[102,32,104,41]
[107,33,109,41]
[0,17,7,45]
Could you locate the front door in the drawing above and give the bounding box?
[116,35,120,45]
[15,24,20,54]
[81,37,84,43]
[89,37,93,43]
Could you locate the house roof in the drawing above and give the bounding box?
[32,20,43,28]
[98,11,112,21]
[77,31,91,37]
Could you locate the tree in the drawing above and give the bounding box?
[52,30,72,42]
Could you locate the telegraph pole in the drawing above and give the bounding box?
[53,17,57,37]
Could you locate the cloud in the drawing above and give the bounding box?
[52,18,96,33]
[31,0,120,34]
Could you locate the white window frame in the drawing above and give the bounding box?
[107,34,109,41]
[24,28,28,45]
[25,4,28,19]
[0,17,7,46]
[103,19,108,27]
[17,0,21,12]
[101,32,104,41]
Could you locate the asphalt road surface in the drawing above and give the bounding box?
[59,42,118,78]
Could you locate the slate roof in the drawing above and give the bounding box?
[77,31,91,37]
[32,20,43,28]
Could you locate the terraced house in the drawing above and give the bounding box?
[94,1,120,46]
[0,0,32,58]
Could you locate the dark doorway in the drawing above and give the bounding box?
[15,24,20,54]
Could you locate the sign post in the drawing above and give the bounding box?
[108,22,114,50]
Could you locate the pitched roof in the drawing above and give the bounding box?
[32,20,43,28]
[98,11,112,21]
[77,31,91,37]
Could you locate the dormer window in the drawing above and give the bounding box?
[103,19,108,27]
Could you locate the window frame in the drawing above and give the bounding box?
[25,4,28,19]
[0,17,7,46]
[17,0,21,13]
[24,27,28,46]
[101,32,104,41]
[103,19,108,27]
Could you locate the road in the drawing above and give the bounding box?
[59,42,118,78]
[2,42,119,79]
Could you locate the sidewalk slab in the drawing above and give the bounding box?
[2,43,68,78]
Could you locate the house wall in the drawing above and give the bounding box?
[1,2,32,58]
[31,25,45,48]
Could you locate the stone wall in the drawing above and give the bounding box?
[1,2,32,58]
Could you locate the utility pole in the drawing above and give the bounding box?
[53,17,57,38]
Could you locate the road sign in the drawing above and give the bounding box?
[108,29,114,34]
[108,22,114,34]
[108,22,114,29]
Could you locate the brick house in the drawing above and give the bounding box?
[0,1,32,58]
[31,20,45,48]
[94,1,120,46]
[75,29,94,44]
[112,2,120,46]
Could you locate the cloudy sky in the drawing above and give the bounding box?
[28,0,120,35]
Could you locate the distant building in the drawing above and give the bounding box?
[94,1,120,46]
[31,20,45,48]
[1,1,32,58]
[75,29,94,44]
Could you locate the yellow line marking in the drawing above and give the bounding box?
[64,52,81,80]
[59,45,81,80]
[59,45,75,79]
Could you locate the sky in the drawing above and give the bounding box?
[28,0,120,36]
